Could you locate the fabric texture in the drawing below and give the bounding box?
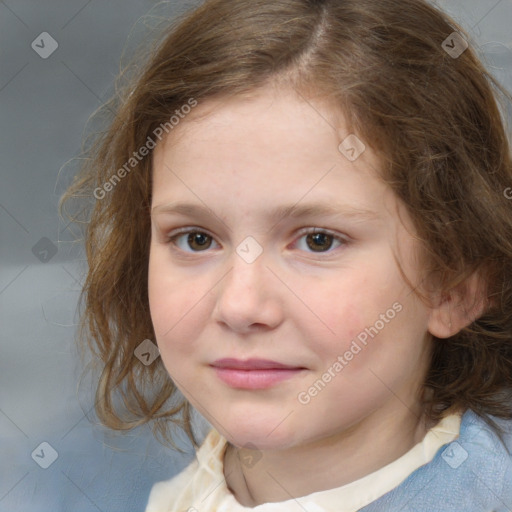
[145,410,512,512]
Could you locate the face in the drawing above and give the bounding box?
[148,84,434,452]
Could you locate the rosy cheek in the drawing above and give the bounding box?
[329,302,366,341]
[153,295,210,357]
[149,293,181,343]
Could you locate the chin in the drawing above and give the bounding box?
[220,420,304,452]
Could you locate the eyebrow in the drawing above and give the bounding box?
[151,201,381,225]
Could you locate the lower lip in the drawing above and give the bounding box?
[212,367,305,389]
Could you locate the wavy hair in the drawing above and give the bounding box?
[59,0,512,450]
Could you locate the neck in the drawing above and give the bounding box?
[224,408,432,507]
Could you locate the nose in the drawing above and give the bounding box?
[212,247,284,333]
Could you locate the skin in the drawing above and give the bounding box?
[147,83,468,506]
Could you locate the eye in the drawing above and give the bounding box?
[165,227,348,255]
[166,228,219,253]
[293,228,347,253]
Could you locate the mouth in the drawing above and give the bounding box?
[210,359,307,389]
[210,358,306,370]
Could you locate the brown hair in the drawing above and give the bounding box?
[59,0,512,451]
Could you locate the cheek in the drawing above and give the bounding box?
[297,272,375,345]
[301,265,407,362]
[147,251,208,354]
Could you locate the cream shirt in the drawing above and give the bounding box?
[145,412,462,512]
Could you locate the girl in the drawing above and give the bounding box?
[59,0,512,510]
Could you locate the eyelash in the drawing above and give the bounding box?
[165,227,348,256]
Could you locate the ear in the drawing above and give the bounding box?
[427,269,489,339]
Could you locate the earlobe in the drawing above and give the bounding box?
[427,298,455,339]
[427,270,488,339]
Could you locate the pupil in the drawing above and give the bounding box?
[189,232,210,250]
[307,233,332,252]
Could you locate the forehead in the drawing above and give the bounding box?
[157,85,350,154]
[151,85,399,226]
[154,86,374,176]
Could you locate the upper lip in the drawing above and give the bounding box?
[210,358,304,370]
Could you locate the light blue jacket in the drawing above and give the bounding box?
[360,409,512,512]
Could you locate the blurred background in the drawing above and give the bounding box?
[1,0,511,510]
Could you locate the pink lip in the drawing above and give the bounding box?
[211,358,304,370]
[210,358,306,389]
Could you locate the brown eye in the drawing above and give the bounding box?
[305,232,334,252]
[294,228,347,254]
[167,229,218,252]
[186,232,212,251]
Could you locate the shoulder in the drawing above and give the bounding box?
[145,457,199,512]
[443,410,512,509]
[144,428,227,512]
[424,410,512,510]
[361,410,512,512]
[458,409,512,462]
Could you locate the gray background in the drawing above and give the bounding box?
[1,0,511,510]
